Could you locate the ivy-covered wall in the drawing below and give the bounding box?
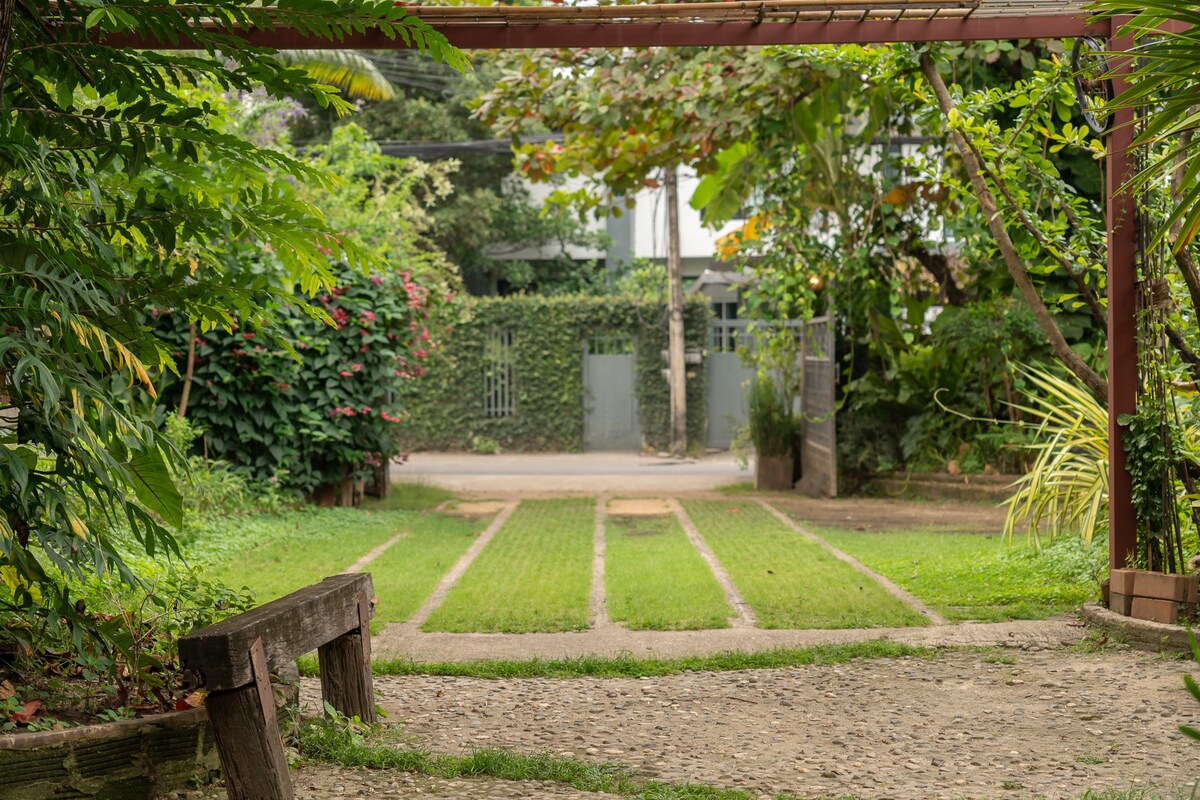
[397,295,710,452]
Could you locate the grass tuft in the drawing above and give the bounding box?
[300,717,805,800]
[362,483,458,512]
[297,640,937,679]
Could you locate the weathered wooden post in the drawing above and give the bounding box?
[178,573,377,800]
[317,591,375,723]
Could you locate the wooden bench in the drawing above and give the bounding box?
[178,573,376,800]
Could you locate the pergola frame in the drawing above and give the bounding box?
[124,1,1138,573]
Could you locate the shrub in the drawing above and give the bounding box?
[157,264,445,496]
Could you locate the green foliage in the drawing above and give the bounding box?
[150,124,454,495]
[479,48,803,217]
[0,0,462,663]
[303,60,608,296]
[1100,2,1200,249]
[746,374,800,459]
[837,299,1048,484]
[397,295,709,452]
[1004,366,1111,547]
[158,260,443,494]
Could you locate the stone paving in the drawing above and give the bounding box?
[347,647,1200,800]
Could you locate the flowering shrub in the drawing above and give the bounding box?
[152,122,455,499]
[157,264,444,496]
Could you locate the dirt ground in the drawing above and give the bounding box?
[768,494,1008,534]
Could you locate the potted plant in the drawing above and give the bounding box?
[748,374,801,491]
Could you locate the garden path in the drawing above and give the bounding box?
[278,647,1195,800]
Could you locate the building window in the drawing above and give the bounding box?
[587,332,635,356]
[711,301,739,352]
[484,328,514,418]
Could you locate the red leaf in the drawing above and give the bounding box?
[175,692,204,712]
[10,699,41,724]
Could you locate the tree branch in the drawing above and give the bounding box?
[981,159,1108,332]
[920,51,1108,399]
[1166,324,1200,384]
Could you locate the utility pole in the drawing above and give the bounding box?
[665,166,687,458]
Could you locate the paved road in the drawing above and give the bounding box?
[394,452,753,494]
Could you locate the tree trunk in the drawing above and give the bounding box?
[0,0,15,94]
[920,53,1108,400]
[665,166,687,458]
[177,322,197,418]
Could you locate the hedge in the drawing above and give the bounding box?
[396,294,710,452]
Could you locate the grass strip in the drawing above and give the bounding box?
[297,640,936,679]
[205,508,409,603]
[369,513,488,623]
[299,718,798,800]
[423,498,594,633]
[605,514,731,630]
[682,500,928,629]
[363,483,458,512]
[812,528,1104,622]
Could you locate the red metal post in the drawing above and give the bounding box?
[1106,18,1138,571]
[105,14,1101,50]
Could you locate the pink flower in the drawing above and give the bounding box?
[351,363,363,372]
[339,370,353,377]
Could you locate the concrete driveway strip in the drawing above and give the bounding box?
[395,452,751,494]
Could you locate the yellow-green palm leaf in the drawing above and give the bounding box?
[280,50,397,101]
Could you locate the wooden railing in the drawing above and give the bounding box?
[178,573,376,800]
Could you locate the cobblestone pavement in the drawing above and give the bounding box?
[184,769,620,799]
[350,647,1200,800]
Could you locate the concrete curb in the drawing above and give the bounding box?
[1082,601,1196,654]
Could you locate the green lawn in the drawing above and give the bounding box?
[682,499,928,629]
[369,513,487,623]
[813,527,1104,622]
[605,513,731,630]
[423,499,595,633]
[204,508,406,603]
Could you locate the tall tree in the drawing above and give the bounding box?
[479,47,809,453]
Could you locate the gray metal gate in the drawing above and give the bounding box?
[799,314,837,497]
[706,319,756,449]
[583,333,640,451]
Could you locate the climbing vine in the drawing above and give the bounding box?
[397,295,710,453]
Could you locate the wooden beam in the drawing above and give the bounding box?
[179,573,374,692]
[1107,18,1138,571]
[102,13,1099,50]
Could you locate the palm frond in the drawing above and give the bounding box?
[1004,366,1109,547]
[280,50,397,101]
